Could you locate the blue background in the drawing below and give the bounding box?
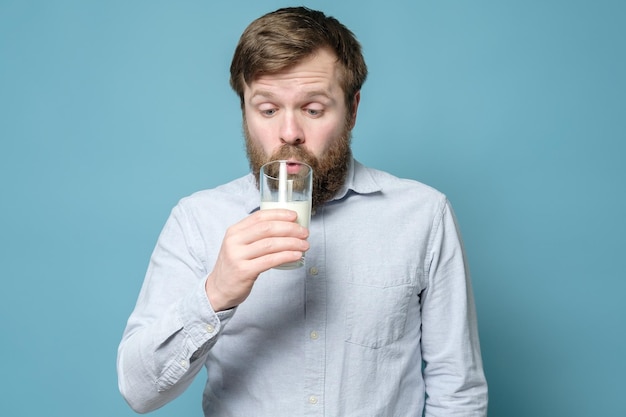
[1,1,624,416]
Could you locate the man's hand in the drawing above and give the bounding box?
[205,209,309,311]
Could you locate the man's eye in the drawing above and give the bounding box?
[261,109,277,116]
[306,108,323,117]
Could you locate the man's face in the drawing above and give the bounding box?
[243,48,360,209]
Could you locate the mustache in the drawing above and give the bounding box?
[269,145,318,168]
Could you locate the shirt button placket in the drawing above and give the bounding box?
[304,217,325,416]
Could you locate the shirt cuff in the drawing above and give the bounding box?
[179,276,236,350]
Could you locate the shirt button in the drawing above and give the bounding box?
[180,360,188,368]
[308,395,318,404]
[309,266,319,276]
[206,324,215,333]
[310,330,319,340]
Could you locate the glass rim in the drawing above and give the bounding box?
[260,160,313,180]
[260,159,312,170]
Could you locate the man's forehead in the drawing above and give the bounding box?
[245,54,342,99]
[250,49,339,82]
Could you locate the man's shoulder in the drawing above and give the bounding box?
[355,161,445,201]
[177,174,257,212]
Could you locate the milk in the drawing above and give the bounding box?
[260,200,311,228]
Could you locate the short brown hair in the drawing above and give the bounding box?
[229,7,368,113]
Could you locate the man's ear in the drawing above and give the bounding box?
[349,91,361,130]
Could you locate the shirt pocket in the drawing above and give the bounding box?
[344,264,415,349]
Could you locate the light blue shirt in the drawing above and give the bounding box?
[117,159,488,416]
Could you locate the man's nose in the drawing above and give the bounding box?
[280,111,304,145]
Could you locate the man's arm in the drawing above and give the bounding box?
[117,203,309,413]
[421,199,488,416]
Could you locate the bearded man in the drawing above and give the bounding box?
[118,7,488,417]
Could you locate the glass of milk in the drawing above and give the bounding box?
[259,160,313,269]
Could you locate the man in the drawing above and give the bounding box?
[118,7,488,416]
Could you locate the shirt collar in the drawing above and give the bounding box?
[334,158,382,200]
[243,157,382,214]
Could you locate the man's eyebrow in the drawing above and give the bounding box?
[305,90,334,101]
[250,90,274,100]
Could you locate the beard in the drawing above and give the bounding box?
[245,122,353,210]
